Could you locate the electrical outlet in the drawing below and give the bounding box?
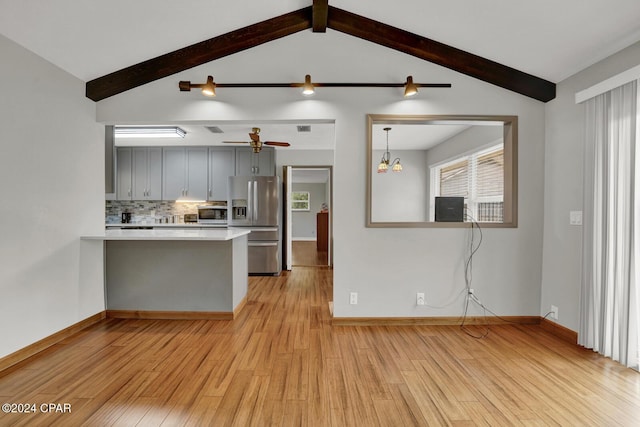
[569,211,583,226]
[417,293,425,306]
[350,292,358,305]
[550,305,558,320]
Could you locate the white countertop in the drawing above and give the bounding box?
[105,223,227,229]
[83,228,250,241]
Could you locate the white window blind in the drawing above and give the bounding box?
[476,149,504,198]
[440,159,469,197]
[432,144,504,222]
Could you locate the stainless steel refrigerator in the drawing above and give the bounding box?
[228,175,281,275]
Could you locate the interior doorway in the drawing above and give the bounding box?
[283,166,332,269]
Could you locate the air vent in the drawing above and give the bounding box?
[297,125,311,133]
[206,126,224,133]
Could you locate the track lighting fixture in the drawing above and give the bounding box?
[178,75,450,97]
[302,74,315,95]
[178,75,216,97]
[201,75,216,96]
[404,75,418,97]
[378,127,402,173]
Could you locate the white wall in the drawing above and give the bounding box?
[275,149,335,170]
[371,149,428,222]
[541,40,640,331]
[96,29,546,319]
[292,183,327,239]
[0,35,105,358]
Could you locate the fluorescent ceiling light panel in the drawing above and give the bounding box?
[115,126,186,138]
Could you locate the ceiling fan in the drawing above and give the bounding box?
[224,127,291,153]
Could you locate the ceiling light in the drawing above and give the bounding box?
[179,75,451,97]
[302,74,315,95]
[201,75,216,97]
[114,126,186,138]
[178,75,216,97]
[377,127,402,173]
[404,75,418,97]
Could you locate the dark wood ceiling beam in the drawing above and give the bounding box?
[326,7,556,102]
[86,7,313,101]
[312,0,329,32]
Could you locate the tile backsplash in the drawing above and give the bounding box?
[106,200,225,224]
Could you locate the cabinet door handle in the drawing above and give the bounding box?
[208,188,211,197]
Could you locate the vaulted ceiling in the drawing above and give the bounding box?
[85,4,556,102]
[2,0,640,103]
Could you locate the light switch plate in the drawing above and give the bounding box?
[570,211,582,226]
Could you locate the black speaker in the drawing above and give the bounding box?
[435,197,464,222]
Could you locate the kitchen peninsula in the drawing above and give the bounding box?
[82,228,250,319]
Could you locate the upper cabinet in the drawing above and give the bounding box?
[114,146,276,201]
[162,147,208,201]
[116,147,133,200]
[208,147,235,201]
[116,147,162,200]
[235,147,275,176]
[132,147,162,200]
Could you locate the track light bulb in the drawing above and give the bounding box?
[404,75,418,97]
[202,75,216,97]
[302,74,315,95]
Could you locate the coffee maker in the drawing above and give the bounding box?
[121,212,132,223]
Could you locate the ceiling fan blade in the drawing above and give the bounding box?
[264,141,290,147]
[222,141,249,144]
[249,133,260,142]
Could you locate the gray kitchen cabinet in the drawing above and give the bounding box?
[208,147,235,201]
[132,147,162,200]
[117,147,163,200]
[162,147,208,201]
[116,147,133,200]
[235,147,275,176]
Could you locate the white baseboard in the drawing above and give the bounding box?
[292,237,317,242]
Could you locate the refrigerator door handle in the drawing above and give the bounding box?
[247,181,252,223]
[248,241,278,247]
[253,180,258,223]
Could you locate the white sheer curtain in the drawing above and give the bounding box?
[579,79,639,370]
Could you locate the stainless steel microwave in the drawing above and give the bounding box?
[197,205,228,224]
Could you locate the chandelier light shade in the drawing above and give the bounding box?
[377,127,402,173]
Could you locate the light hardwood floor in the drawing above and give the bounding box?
[1,268,640,426]
[292,241,328,267]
